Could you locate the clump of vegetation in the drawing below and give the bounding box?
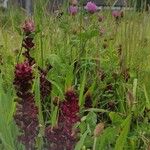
[0,1,150,150]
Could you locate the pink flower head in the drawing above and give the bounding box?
[15,61,33,83]
[112,10,123,19]
[69,5,78,16]
[23,19,35,33]
[85,1,98,14]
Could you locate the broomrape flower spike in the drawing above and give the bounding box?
[17,19,35,63]
[85,1,98,14]
[45,89,80,150]
[13,61,39,150]
[22,19,35,51]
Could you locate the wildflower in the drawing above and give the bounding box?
[45,89,80,150]
[112,10,123,21]
[13,61,39,150]
[14,62,33,88]
[59,89,80,125]
[69,5,78,16]
[23,19,35,34]
[22,19,35,51]
[112,10,120,18]
[85,1,98,14]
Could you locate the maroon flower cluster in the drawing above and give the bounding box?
[23,37,35,50]
[21,19,36,66]
[13,19,39,150]
[13,61,39,150]
[22,19,52,101]
[45,89,80,150]
[22,19,35,51]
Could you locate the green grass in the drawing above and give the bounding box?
[0,1,150,150]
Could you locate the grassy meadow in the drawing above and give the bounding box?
[0,1,150,150]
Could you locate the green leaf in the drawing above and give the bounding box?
[115,114,132,150]
[34,77,44,149]
[51,106,59,127]
[84,108,109,113]
[86,112,97,129]
[109,112,123,125]
[65,64,74,90]
[79,70,86,106]
[96,127,117,150]
[74,125,90,150]
[143,84,150,109]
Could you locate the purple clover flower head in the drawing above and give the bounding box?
[112,10,123,19]
[85,1,98,14]
[69,5,78,16]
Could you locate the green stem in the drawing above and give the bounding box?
[93,137,97,150]
[40,32,44,68]
[16,38,24,64]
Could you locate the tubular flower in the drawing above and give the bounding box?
[45,89,80,150]
[13,61,39,150]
